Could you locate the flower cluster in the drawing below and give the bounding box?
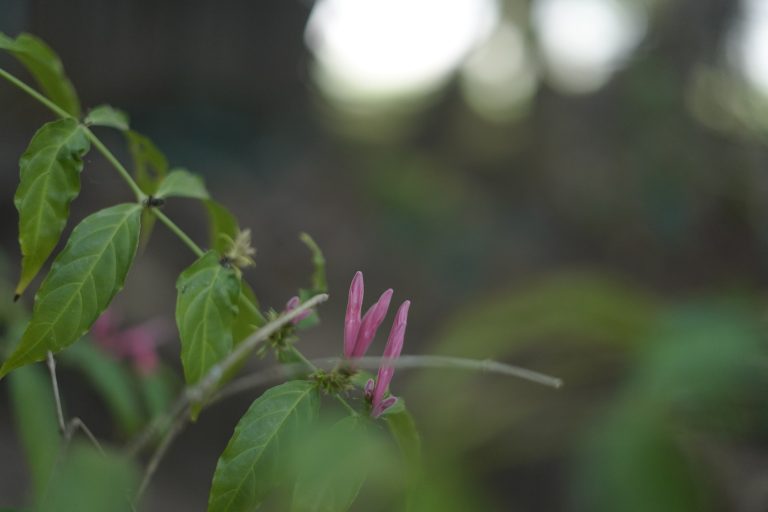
[343,271,410,417]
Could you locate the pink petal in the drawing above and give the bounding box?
[285,295,312,325]
[371,300,410,409]
[371,395,398,418]
[351,288,393,358]
[364,378,375,400]
[343,271,364,358]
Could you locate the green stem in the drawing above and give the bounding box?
[0,66,71,118]
[153,210,205,257]
[82,126,145,200]
[286,346,358,415]
[0,66,146,201]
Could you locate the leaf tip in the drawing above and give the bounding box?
[13,293,20,302]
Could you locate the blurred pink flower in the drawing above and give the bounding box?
[92,310,169,375]
[285,296,313,325]
[343,271,393,359]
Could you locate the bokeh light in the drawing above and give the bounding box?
[304,0,499,102]
[531,0,647,94]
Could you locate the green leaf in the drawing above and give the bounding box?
[37,443,139,512]
[299,233,327,294]
[233,283,266,343]
[205,200,239,254]
[291,416,369,512]
[0,204,142,377]
[14,118,90,297]
[60,340,144,433]
[156,168,210,200]
[0,32,81,116]
[84,105,129,131]
[9,365,61,500]
[208,380,320,512]
[139,367,177,419]
[125,130,168,195]
[176,251,240,386]
[386,405,422,474]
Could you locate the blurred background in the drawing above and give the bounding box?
[2,0,768,510]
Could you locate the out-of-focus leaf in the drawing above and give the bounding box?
[155,168,209,200]
[176,251,240,386]
[205,200,239,254]
[573,404,710,512]
[8,364,61,500]
[139,367,177,419]
[0,32,81,116]
[386,405,421,471]
[208,380,319,512]
[291,416,369,512]
[232,282,265,343]
[573,302,761,512]
[60,340,143,434]
[125,130,168,195]
[299,233,327,294]
[14,118,90,297]
[0,204,142,377]
[84,105,129,131]
[37,443,139,512]
[407,273,656,459]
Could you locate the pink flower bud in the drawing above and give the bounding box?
[285,296,312,325]
[351,288,393,358]
[343,271,364,358]
[370,300,410,418]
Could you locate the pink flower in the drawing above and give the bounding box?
[343,271,393,359]
[366,300,410,418]
[92,310,168,375]
[285,296,312,325]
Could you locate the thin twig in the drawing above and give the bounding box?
[215,355,563,404]
[46,352,66,433]
[45,352,104,453]
[65,418,105,455]
[135,407,188,502]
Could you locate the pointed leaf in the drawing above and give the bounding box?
[84,105,129,131]
[176,251,240,386]
[14,118,90,296]
[9,364,61,500]
[156,168,209,200]
[208,380,320,512]
[0,204,142,377]
[125,130,168,195]
[205,200,239,254]
[0,32,81,116]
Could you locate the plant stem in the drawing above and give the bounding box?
[135,409,187,502]
[82,126,145,200]
[153,209,205,257]
[285,346,358,415]
[46,352,104,454]
[46,352,67,433]
[216,355,563,403]
[0,67,71,118]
